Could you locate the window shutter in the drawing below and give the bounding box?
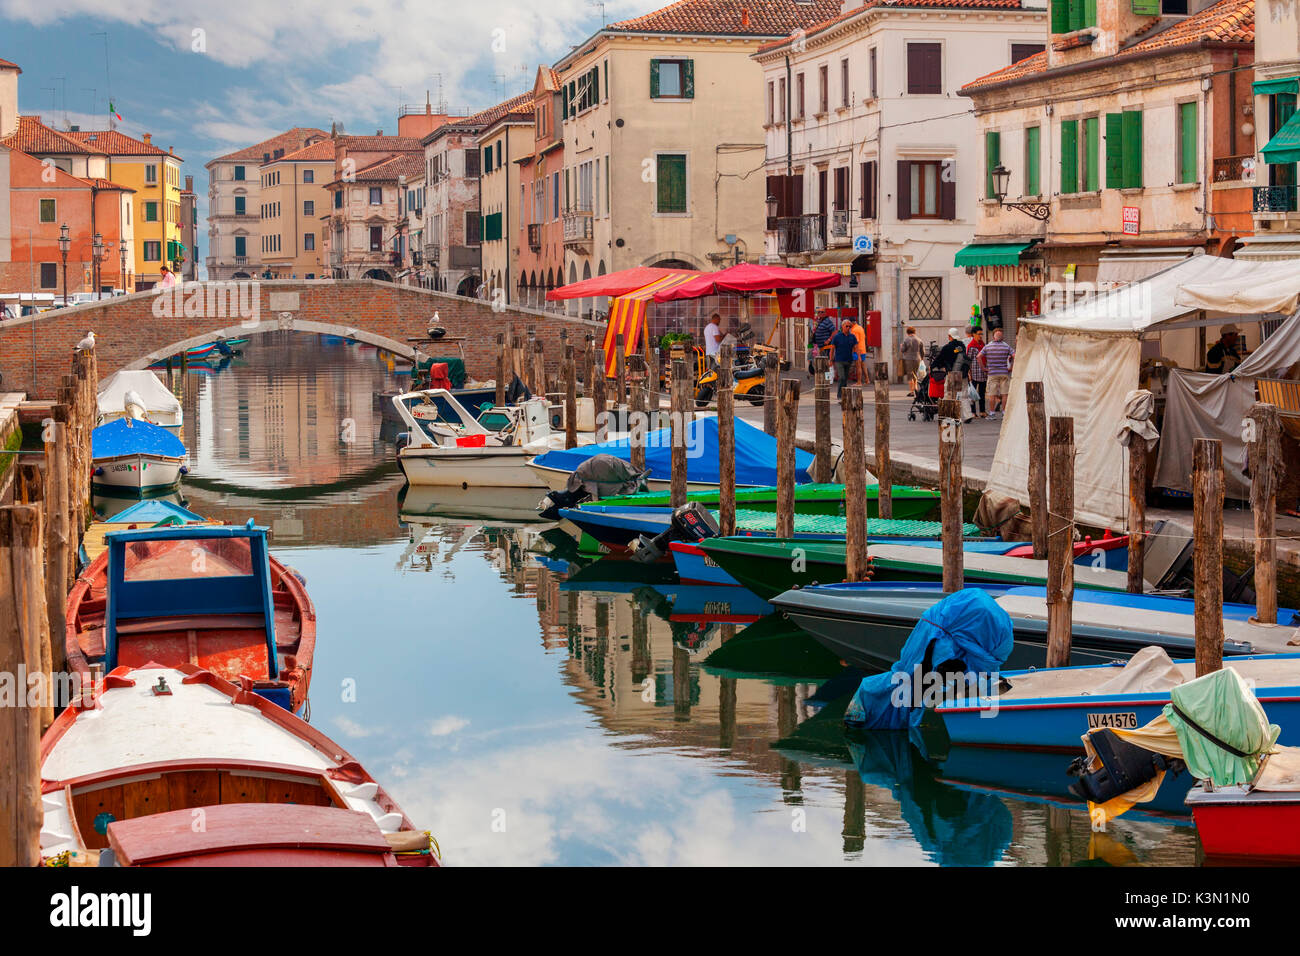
[1084,0,1098,26]
[1084,116,1100,190]
[940,162,956,220]
[1050,0,1070,32]
[860,163,869,218]
[683,60,695,99]
[1060,120,1078,194]
[867,161,877,218]
[791,173,804,216]
[907,44,941,94]
[897,160,912,220]
[1105,113,1124,188]
[1026,126,1041,195]
[650,59,660,98]
[657,154,687,213]
[1122,109,1143,187]
[1178,102,1197,184]
[984,131,1000,199]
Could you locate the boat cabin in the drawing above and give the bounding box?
[392,388,554,449]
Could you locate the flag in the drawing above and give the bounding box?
[109,101,122,122]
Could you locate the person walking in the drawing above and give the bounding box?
[965,325,987,418]
[809,310,836,375]
[850,315,870,384]
[828,318,859,398]
[980,328,1015,419]
[900,326,923,395]
[704,312,723,359]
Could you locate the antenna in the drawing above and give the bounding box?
[588,0,607,27]
[82,87,97,120]
[92,31,112,128]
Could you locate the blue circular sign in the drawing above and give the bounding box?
[853,235,873,254]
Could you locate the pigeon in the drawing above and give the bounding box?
[75,330,96,351]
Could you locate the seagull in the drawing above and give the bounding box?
[75,330,96,351]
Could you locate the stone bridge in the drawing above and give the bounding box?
[0,279,600,399]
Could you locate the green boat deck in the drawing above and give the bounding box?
[598,482,940,519]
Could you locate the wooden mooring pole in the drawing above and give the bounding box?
[564,343,578,449]
[532,339,546,401]
[776,379,800,539]
[874,362,892,520]
[43,412,70,684]
[592,348,608,441]
[629,356,646,473]
[583,333,596,399]
[16,466,53,731]
[495,333,507,408]
[1126,426,1147,595]
[762,352,779,436]
[841,387,869,582]
[813,355,831,484]
[938,395,963,593]
[1026,381,1048,559]
[1045,416,1075,668]
[718,343,736,536]
[1194,438,1225,677]
[1247,403,1281,625]
[615,334,627,410]
[670,358,690,508]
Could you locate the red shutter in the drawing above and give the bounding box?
[897,161,911,220]
[835,166,849,210]
[940,162,956,220]
[791,173,804,217]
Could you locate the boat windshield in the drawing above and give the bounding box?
[123,536,255,581]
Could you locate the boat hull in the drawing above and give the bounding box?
[530,462,730,495]
[399,444,547,488]
[91,454,184,493]
[1187,786,1300,861]
[601,483,941,520]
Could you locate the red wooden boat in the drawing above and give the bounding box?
[1187,781,1300,861]
[39,663,439,867]
[66,523,316,713]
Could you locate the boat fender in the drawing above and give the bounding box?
[178,465,189,475]
[1066,729,1183,804]
[93,466,103,476]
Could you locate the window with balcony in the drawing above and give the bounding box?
[650,58,693,99]
[234,236,246,257]
[906,43,942,95]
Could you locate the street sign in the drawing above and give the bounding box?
[1122,206,1140,236]
[853,235,874,254]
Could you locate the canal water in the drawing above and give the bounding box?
[152,332,1199,866]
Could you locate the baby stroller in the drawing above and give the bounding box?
[907,342,942,422]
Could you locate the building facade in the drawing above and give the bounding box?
[420,118,492,297]
[477,99,535,305]
[180,174,197,281]
[960,0,1254,334]
[1247,0,1300,255]
[259,140,334,278]
[322,136,423,280]
[517,67,566,310]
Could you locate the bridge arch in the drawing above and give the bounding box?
[125,320,422,370]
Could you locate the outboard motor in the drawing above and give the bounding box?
[1066,729,1183,804]
[630,501,720,563]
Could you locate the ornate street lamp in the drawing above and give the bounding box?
[92,233,105,300]
[991,164,1050,221]
[58,223,71,306]
[119,239,128,293]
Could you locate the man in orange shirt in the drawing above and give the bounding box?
[850,315,870,384]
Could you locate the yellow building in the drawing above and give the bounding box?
[259,140,335,278]
[66,129,184,288]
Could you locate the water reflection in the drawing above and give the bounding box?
[168,332,1200,866]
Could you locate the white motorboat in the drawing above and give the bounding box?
[90,416,188,494]
[96,369,183,433]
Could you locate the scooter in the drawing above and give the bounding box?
[695,359,766,407]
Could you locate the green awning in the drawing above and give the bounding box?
[1263,111,1300,164]
[953,242,1032,267]
[1254,76,1299,96]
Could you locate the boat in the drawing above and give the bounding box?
[1185,763,1300,862]
[687,534,1132,597]
[559,505,983,553]
[80,499,209,566]
[527,414,815,494]
[90,417,188,494]
[65,523,317,713]
[38,663,437,866]
[96,370,183,433]
[770,582,1298,671]
[597,482,941,520]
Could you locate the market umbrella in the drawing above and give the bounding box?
[650,262,840,302]
[547,266,698,301]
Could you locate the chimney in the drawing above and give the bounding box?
[142,132,152,145]
[169,145,174,154]
[185,174,193,190]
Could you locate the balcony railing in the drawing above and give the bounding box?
[1254,185,1298,213]
[528,222,543,250]
[773,214,826,255]
[563,208,593,246]
[233,255,248,265]
[830,207,850,239]
[1214,155,1254,183]
[423,242,440,264]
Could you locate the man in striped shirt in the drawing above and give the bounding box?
[979,329,1015,419]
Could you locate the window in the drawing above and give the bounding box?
[576,66,599,112]
[1012,43,1046,64]
[819,65,829,114]
[552,171,560,219]
[897,160,955,220]
[39,262,57,288]
[304,233,315,251]
[303,169,314,184]
[304,200,314,216]
[233,165,245,181]
[767,81,775,125]
[145,164,158,184]
[656,153,687,214]
[606,155,610,215]
[650,58,693,99]
[1177,101,1198,184]
[39,199,55,222]
[333,190,342,209]
[860,161,877,219]
[869,48,878,99]
[778,77,787,122]
[796,73,806,119]
[495,141,502,169]
[465,148,480,177]
[1105,109,1143,189]
[482,211,503,241]
[144,201,159,222]
[1082,116,1101,191]
[578,161,594,211]
[1025,126,1041,195]
[234,196,245,215]
[841,58,851,108]
[369,226,383,251]
[906,43,942,95]
[984,131,1000,199]
[834,165,850,212]
[369,187,383,205]
[143,240,161,261]
[483,146,493,174]
[909,276,943,323]
[1051,0,1098,33]
[1061,120,1086,193]
[466,211,481,245]
[234,236,246,257]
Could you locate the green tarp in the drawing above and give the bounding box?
[1262,110,1300,165]
[953,242,1032,267]
[1165,668,1280,787]
[1254,76,1300,96]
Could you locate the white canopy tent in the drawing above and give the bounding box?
[982,257,1300,529]
[96,370,184,430]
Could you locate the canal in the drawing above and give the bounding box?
[150,332,1199,866]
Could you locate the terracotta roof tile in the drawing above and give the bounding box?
[208,127,329,164]
[343,152,425,183]
[758,0,1027,53]
[271,139,336,163]
[335,134,424,151]
[63,128,175,157]
[449,92,535,130]
[79,177,135,192]
[609,0,844,36]
[1,115,100,154]
[0,58,20,72]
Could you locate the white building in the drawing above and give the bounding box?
[755,0,1048,375]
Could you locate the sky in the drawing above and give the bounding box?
[0,0,644,268]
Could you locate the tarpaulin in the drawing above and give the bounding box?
[600,273,698,376]
[97,370,182,426]
[91,417,187,459]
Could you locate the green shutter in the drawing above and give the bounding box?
[1026,126,1041,195]
[1105,113,1124,188]
[1084,116,1100,190]
[1084,0,1097,26]
[650,59,661,98]
[657,154,687,213]
[1122,109,1143,188]
[1132,0,1159,14]
[984,131,1000,199]
[1067,0,1084,31]
[1179,102,1198,184]
[682,60,695,99]
[1051,0,1070,32]
[1060,120,1078,194]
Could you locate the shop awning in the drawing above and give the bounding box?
[1253,76,1299,96]
[1262,111,1300,165]
[1095,248,1198,288]
[953,242,1033,267]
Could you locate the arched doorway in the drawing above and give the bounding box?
[362,269,392,282]
[456,274,479,298]
[649,258,695,270]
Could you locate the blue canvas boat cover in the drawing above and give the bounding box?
[531,416,814,486]
[107,499,205,525]
[845,588,1015,730]
[91,417,187,460]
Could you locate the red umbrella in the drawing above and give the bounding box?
[650,262,840,302]
[547,266,697,301]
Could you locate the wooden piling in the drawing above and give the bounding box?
[0,505,45,867]
[1193,439,1225,676]
[718,343,736,537]
[583,333,596,399]
[525,326,537,392]
[629,356,646,473]
[615,334,627,409]
[762,352,779,436]
[564,344,578,450]
[1127,422,1147,594]
[43,412,70,682]
[504,325,515,387]
[873,363,892,520]
[16,465,53,731]
[813,355,831,484]
[495,333,507,408]
[1045,416,1075,668]
[1026,381,1048,559]
[532,339,546,400]
[1247,403,1281,625]
[670,358,690,507]
[938,396,964,593]
[841,388,869,582]
[592,348,608,441]
[776,379,800,539]
[646,346,660,414]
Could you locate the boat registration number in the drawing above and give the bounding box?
[701,554,720,568]
[1087,712,1138,730]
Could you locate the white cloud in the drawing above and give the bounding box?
[428,714,470,737]
[332,715,384,739]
